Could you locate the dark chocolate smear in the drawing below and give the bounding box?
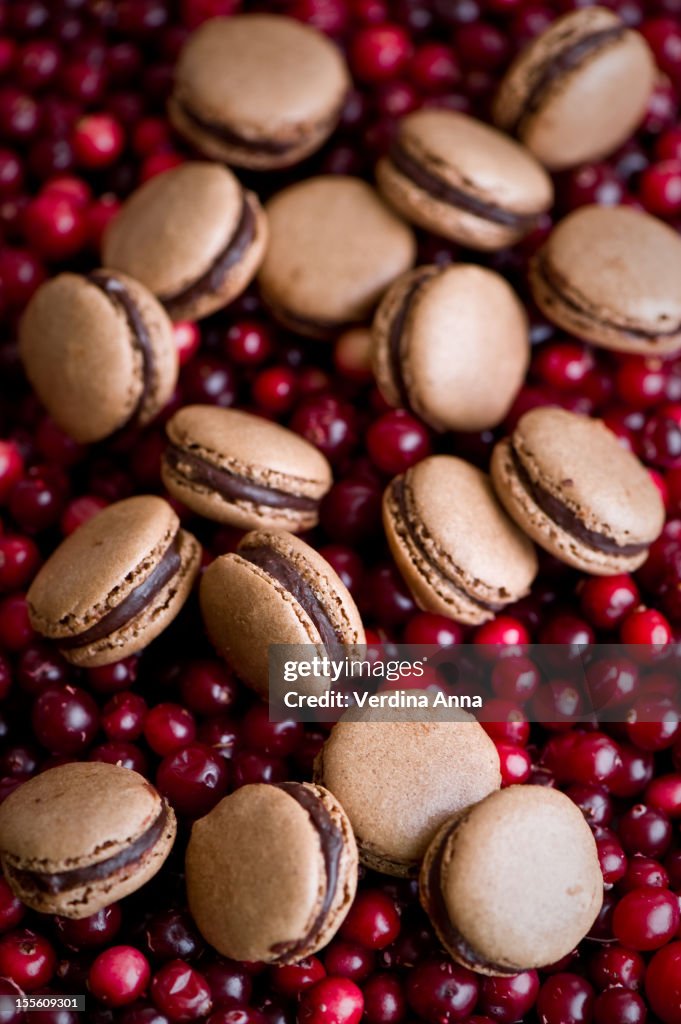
[240,544,343,655]
[388,268,440,411]
[425,816,518,976]
[392,479,503,613]
[164,445,319,512]
[511,26,627,134]
[535,253,681,342]
[510,446,648,555]
[88,271,154,428]
[390,143,539,229]
[58,533,182,650]
[13,804,169,895]
[272,783,344,958]
[160,196,256,315]
[177,101,308,155]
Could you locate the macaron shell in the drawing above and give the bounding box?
[316,711,501,876]
[186,783,353,963]
[302,784,358,954]
[529,205,681,353]
[373,265,529,432]
[438,786,602,972]
[258,177,416,335]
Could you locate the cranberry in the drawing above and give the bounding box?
[481,700,529,746]
[9,468,67,534]
[144,704,196,756]
[496,741,532,786]
[406,959,479,1023]
[474,616,530,650]
[270,958,325,999]
[0,877,24,933]
[320,477,382,544]
[183,357,237,408]
[588,944,644,991]
[55,906,122,949]
[60,495,108,535]
[0,443,23,505]
[585,657,638,712]
[351,24,411,82]
[23,193,88,261]
[366,411,431,475]
[32,685,99,754]
[318,545,364,595]
[361,563,416,628]
[645,772,681,817]
[478,971,540,1024]
[241,703,303,757]
[0,594,36,652]
[579,574,640,629]
[0,248,45,307]
[156,743,229,817]
[224,320,272,366]
[613,885,680,949]
[17,642,68,695]
[72,113,124,169]
[626,694,680,750]
[490,655,540,701]
[593,988,646,1024]
[298,977,364,1024]
[0,88,39,141]
[102,691,147,742]
[618,803,673,858]
[340,891,400,950]
[615,355,669,409]
[324,941,375,982]
[88,656,138,694]
[290,396,358,465]
[90,740,148,774]
[197,715,240,760]
[253,366,297,415]
[0,929,56,991]
[179,661,237,716]
[362,974,406,1024]
[231,750,286,788]
[621,606,673,647]
[150,961,212,1022]
[36,417,85,466]
[121,1002,172,1024]
[645,940,681,1024]
[203,960,254,1006]
[209,1011,268,1024]
[566,784,613,827]
[536,973,594,1024]
[17,40,60,91]
[144,909,203,963]
[89,946,151,1007]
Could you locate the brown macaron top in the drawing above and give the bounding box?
[491,407,665,574]
[102,162,267,321]
[19,269,178,443]
[315,708,501,876]
[169,15,350,169]
[258,176,416,338]
[186,782,358,963]
[372,264,529,432]
[493,7,655,171]
[420,786,603,975]
[163,406,333,532]
[529,205,681,355]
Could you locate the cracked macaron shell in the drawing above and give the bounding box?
[186,783,358,963]
[162,405,333,531]
[493,7,655,171]
[529,205,681,355]
[200,530,365,698]
[26,495,201,667]
[169,15,350,170]
[419,786,602,975]
[314,709,501,877]
[19,269,178,444]
[490,407,665,574]
[375,109,553,251]
[102,162,268,322]
[372,264,530,432]
[0,762,177,919]
[383,456,538,625]
[258,176,416,338]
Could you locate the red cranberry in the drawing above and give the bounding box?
[32,685,99,754]
[533,343,594,392]
[0,88,39,141]
[253,366,297,416]
[340,891,400,950]
[643,404,681,468]
[270,958,325,999]
[474,616,529,650]
[620,606,673,647]
[88,656,138,694]
[362,973,406,1024]
[362,563,416,628]
[0,592,33,651]
[536,973,594,1024]
[593,988,646,1024]
[490,655,540,701]
[102,692,147,742]
[224,320,272,366]
[55,905,122,949]
[618,803,673,858]
[0,442,23,504]
[585,657,638,712]
[36,416,85,466]
[290,395,358,465]
[667,849,681,889]
[171,322,200,368]
[615,355,669,408]
[90,740,148,775]
[208,1010,268,1024]
[23,193,88,261]
[17,40,60,91]
[481,699,529,746]
[0,929,56,991]
[645,940,681,1024]
[320,477,382,544]
[9,467,67,534]
[645,772,681,817]
[403,613,465,647]
[144,704,196,756]
[144,909,203,963]
[579,574,639,629]
[0,248,45,307]
[496,742,532,786]
[406,959,479,1023]
[231,750,286,788]
[241,703,303,757]
[0,877,24,933]
[89,946,151,1007]
[613,885,680,949]
[183,357,237,408]
[564,162,625,207]
[620,854,669,891]
[298,977,364,1024]
[60,495,108,536]
[324,941,375,982]
[588,944,644,991]
[17,642,68,696]
[72,113,124,169]
[318,545,364,595]
[366,410,431,475]
[156,743,229,817]
[351,24,412,82]
[478,971,540,1024]
[202,960,254,1007]
[151,961,212,1022]
[197,715,240,760]
[454,21,509,69]
[179,661,237,716]
[626,694,680,750]
[121,1000,172,1024]
[566,784,612,827]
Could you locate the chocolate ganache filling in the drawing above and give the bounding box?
[390,144,540,229]
[271,783,344,957]
[392,479,503,613]
[88,271,154,427]
[425,816,517,976]
[164,445,319,513]
[510,446,648,555]
[59,533,182,650]
[388,268,440,410]
[534,253,681,341]
[511,26,626,133]
[12,804,170,895]
[160,196,256,314]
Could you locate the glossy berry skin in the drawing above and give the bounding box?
[0,877,25,933]
[362,973,406,1024]
[536,973,594,1024]
[593,987,647,1024]
[366,410,431,475]
[324,940,375,983]
[150,960,212,1022]
[55,906,122,950]
[478,971,540,1023]
[340,891,400,949]
[88,946,151,1007]
[143,703,196,756]
[406,959,479,1024]
[156,743,229,818]
[31,685,99,754]
[298,977,365,1024]
[0,929,56,991]
[645,941,681,1024]
[613,887,680,950]
[588,944,645,991]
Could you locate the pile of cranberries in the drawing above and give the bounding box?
[1,0,681,1022]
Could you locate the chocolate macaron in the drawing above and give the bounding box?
[529,205,681,355]
[420,786,602,975]
[27,496,201,667]
[102,162,267,322]
[186,782,357,962]
[383,456,538,626]
[169,15,350,170]
[162,406,332,532]
[258,176,416,339]
[19,270,177,443]
[493,8,655,171]
[0,763,176,919]
[372,264,529,432]
[315,708,501,877]
[200,529,365,697]
[491,407,665,575]
[375,109,553,251]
